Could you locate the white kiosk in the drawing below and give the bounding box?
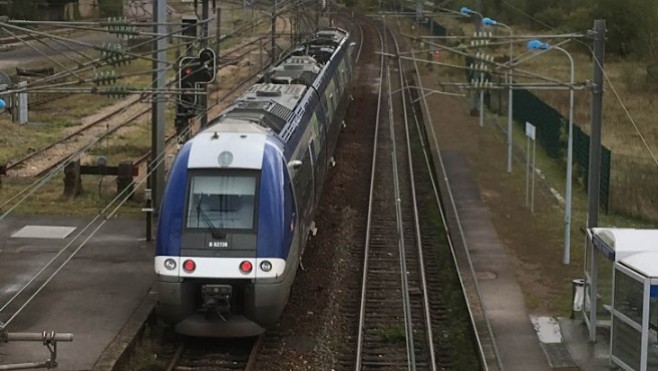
[611,252,658,371]
[584,228,658,342]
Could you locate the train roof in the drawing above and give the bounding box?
[209,83,305,134]
[203,28,350,140]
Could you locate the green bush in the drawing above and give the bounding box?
[591,0,658,57]
[533,7,566,29]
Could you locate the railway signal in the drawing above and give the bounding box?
[176,48,217,135]
[178,57,200,110]
[177,48,216,110]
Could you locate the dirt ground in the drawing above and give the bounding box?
[417,65,585,316]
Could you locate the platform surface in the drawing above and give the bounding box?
[0,215,153,370]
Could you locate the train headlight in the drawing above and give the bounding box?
[183,259,196,273]
[239,260,253,273]
[218,151,233,167]
[260,260,272,272]
[164,258,176,270]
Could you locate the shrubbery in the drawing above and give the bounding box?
[452,0,658,60]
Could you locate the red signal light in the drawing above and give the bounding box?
[183,259,196,272]
[184,67,192,75]
[239,260,253,273]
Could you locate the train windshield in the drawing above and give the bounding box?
[186,172,258,231]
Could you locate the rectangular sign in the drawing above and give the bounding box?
[18,81,27,125]
[525,122,536,140]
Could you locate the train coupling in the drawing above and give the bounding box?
[201,284,232,315]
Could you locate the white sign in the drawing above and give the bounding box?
[525,122,536,140]
[18,81,27,125]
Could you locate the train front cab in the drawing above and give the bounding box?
[155,137,299,337]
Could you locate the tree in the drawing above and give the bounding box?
[592,0,658,57]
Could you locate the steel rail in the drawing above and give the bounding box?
[386,62,416,370]
[391,25,438,371]
[409,28,504,371]
[6,35,266,179]
[5,98,141,172]
[355,16,385,371]
[165,342,186,371]
[244,335,264,371]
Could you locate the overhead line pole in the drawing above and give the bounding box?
[586,19,605,343]
[200,0,210,128]
[271,0,278,63]
[587,19,606,229]
[150,0,167,231]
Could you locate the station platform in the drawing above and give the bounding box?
[438,149,552,370]
[0,215,154,370]
[559,317,614,370]
[415,63,627,369]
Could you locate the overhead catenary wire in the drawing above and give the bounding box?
[0,123,192,330]
[20,11,271,89]
[4,0,300,90]
[0,16,280,324]
[0,26,85,81]
[598,60,658,168]
[498,0,657,168]
[0,0,297,221]
[0,0,304,327]
[0,17,276,223]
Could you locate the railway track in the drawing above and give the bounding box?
[354,18,436,370]
[3,36,270,177]
[165,336,262,371]
[346,13,488,370]
[25,38,266,111]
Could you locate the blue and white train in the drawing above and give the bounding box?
[155,28,355,337]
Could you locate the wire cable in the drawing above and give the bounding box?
[0,123,192,329]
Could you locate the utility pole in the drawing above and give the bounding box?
[587,19,606,229]
[271,0,277,63]
[587,19,605,343]
[199,0,210,128]
[316,0,320,31]
[150,0,167,223]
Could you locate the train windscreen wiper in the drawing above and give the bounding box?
[195,194,227,240]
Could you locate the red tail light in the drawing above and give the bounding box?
[183,259,196,272]
[239,260,253,273]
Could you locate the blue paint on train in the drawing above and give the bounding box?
[256,139,293,259]
[155,141,191,256]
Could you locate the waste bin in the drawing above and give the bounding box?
[571,278,585,319]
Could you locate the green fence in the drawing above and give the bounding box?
[510,89,611,212]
